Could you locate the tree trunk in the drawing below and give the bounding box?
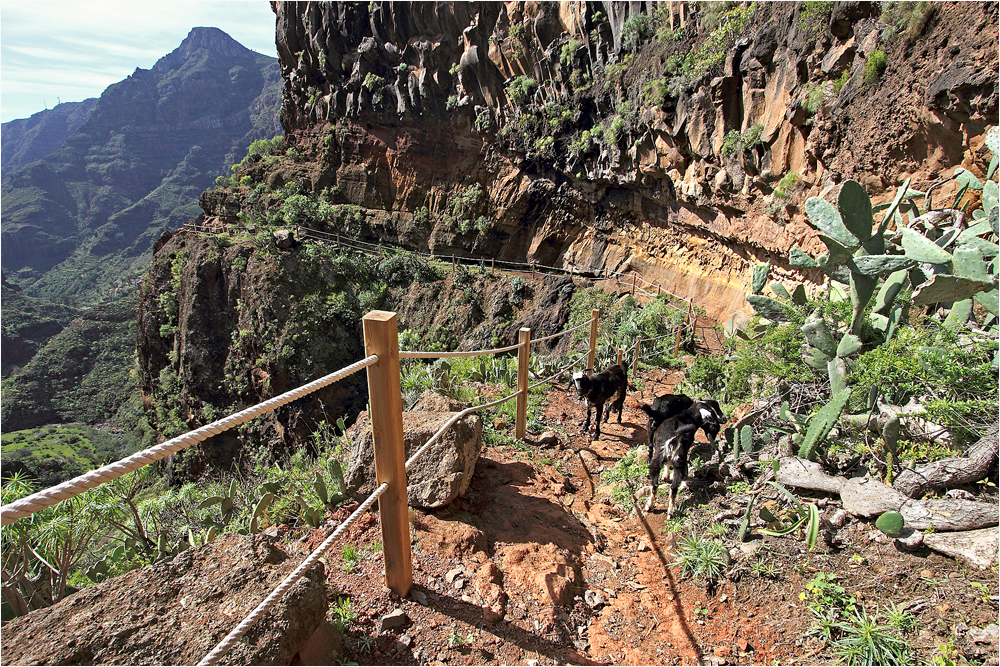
[893,422,999,498]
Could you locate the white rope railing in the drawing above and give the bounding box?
[198,482,389,666]
[399,342,521,359]
[530,318,594,344]
[0,355,379,525]
[528,351,588,391]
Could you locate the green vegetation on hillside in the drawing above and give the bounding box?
[1,425,130,489]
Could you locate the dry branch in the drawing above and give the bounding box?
[893,422,999,498]
[776,457,998,531]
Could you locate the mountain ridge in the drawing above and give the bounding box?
[1,27,283,432]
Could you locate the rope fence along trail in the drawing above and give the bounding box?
[0,355,378,525]
[184,222,697,317]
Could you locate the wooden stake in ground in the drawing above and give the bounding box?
[515,328,531,440]
[588,309,599,372]
[362,311,412,597]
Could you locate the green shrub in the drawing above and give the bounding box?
[721,130,742,156]
[799,1,833,39]
[685,354,727,395]
[621,13,652,52]
[560,40,581,67]
[881,1,935,41]
[683,4,752,80]
[607,116,626,145]
[773,171,800,199]
[864,49,888,85]
[506,76,537,106]
[802,82,829,114]
[833,69,852,93]
[363,72,386,92]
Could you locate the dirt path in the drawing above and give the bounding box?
[287,368,999,666]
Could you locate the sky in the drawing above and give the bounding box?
[0,1,278,123]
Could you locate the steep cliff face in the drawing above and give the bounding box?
[203,1,997,322]
[136,229,577,479]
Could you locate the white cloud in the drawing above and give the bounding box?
[1,0,277,122]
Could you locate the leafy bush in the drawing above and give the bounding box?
[722,124,764,156]
[773,171,800,199]
[864,49,888,85]
[834,69,852,93]
[802,82,829,114]
[506,76,537,106]
[363,72,386,92]
[683,4,753,80]
[559,40,581,68]
[799,1,833,39]
[621,13,652,52]
[881,1,935,41]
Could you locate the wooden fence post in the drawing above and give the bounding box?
[587,308,599,372]
[491,257,495,273]
[633,336,641,374]
[616,348,623,367]
[362,311,412,597]
[515,328,531,440]
[531,262,535,281]
[452,254,456,272]
[631,274,637,296]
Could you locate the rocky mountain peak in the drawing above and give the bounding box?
[153,26,260,72]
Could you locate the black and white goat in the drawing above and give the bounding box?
[573,364,628,440]
[638,394,726,516]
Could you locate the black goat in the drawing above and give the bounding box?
[573,364,628,440]
[638,394,726,515]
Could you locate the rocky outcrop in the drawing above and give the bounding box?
[205,1,999,323]
[0,534,329,666]
[135,231,368,480]
[345,391,483,508]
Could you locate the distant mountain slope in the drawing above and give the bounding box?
[1,98,98,182]
[1,27,282,432]
[0,26,282,306]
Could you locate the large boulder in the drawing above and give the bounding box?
[0,534,329,666]
[345,390,482,508]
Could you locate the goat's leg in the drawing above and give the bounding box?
[666,467,684,520]
[593,401,604,439]
[582,404,592,435]
[645,453,663,513]
[616,399,624,424]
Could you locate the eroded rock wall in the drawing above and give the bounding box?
[203,1,999,322]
